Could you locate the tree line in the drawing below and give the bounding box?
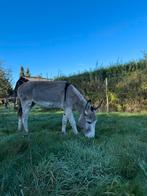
[0,63,12,98]
[20,66,31,78]
[57,57,147,112]
[0,65,31,98]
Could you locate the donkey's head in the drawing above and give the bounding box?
[78,100,103,138]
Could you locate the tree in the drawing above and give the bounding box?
[0,63,13,97]
[26,67,31,77]
[20,65,25,77]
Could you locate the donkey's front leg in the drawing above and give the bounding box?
[62,113,67,134]
[18,117,23,131]
[65,108,78,135]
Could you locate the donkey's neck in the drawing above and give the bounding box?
[72,86,87,113]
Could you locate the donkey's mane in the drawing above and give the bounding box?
[71,85,87,112]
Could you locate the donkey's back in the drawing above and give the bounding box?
[17,80,69,108]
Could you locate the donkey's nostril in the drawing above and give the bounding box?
[87,121,92,124]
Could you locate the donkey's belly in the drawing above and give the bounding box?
[34,100,62,108]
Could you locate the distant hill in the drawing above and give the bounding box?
[57,57,147,112]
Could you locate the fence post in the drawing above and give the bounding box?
[105,77,109,112]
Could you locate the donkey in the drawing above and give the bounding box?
[17,80,102,138]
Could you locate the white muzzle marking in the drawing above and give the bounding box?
[84,121,96,138]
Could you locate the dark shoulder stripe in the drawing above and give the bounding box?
[64,82,71,102]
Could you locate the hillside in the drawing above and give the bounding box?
[57,57,147,112]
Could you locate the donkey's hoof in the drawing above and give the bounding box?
[61,131,66,136]
[23,132,29,137]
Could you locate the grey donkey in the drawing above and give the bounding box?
[17,80,102,138]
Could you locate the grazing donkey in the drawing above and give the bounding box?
[17,80,102,138]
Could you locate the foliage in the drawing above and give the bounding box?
[26,67,31,77]
[19,65,31,78]
[57,57,147,112]
[0,63,13,97]
[20,65,25,77]
[0,107,147,195]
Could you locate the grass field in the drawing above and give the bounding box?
[0,106,147,196]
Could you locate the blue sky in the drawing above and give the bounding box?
[0,0,147,85]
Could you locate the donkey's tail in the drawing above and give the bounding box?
[17,99,22,117]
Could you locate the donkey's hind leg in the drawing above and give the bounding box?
[18,117,22,131]
[17,99,23,131]
[21,101,32,133]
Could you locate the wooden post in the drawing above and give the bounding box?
[105,77,109,112]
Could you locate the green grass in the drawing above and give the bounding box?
[0,106,147,195]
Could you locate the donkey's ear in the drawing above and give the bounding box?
[84,101,91,115]
[85,100,91,110]
[94,99,103,110]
